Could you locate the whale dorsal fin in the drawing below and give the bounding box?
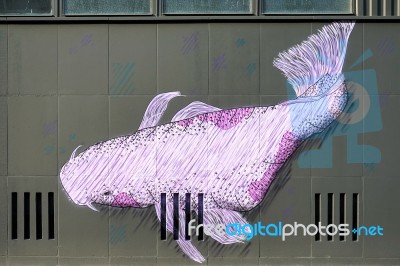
[273,22,355,97]
[172,101,221,122]
[138,91,182,130]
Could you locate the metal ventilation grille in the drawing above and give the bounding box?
[160,193,204,241]
[8,177,58,256]
[314,192,359,242]
[359,0,400,16]
[11,192,55,240]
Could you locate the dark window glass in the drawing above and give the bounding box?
[64,0,152,15]
[263,0,353,14]
[163,0,253,14]
[0,0,52,15]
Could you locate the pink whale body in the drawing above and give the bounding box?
[60,22,355,262]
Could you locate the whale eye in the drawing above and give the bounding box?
[103,191,111,196]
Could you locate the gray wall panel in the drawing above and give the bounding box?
[109,24,157,95]
[58,25,109,95]
[0,97,6,176]
[158,24,209,96]
[8,25,57,96]
[0,25,7,96]
[209,23,260,95]
[364,178,400,258]
[8,96,58,176]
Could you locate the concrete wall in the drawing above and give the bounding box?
[0,21,399,265]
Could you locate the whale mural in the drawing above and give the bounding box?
[59,22,355,262]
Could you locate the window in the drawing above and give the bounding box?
[63,0,152,15]
[0,0,52,15]
[262,0,353,15]
[163,0,253,15]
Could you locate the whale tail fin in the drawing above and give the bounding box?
[273,21,355,97]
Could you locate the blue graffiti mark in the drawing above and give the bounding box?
[110,224,127,244]
[236,38,246,48]
[212,54,226,73]
[110,63,135,95]
[69,133,77,142]
[246,63,256,76]
[288,68,382,168]
[350,49,373,69]
[182,31,200,55]
[363,162,377,172]
[45,144,56,155]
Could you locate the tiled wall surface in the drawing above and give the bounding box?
[0,22,399,265]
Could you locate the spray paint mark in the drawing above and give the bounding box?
[45,144,56,155]
[236,38,246,48]
[110,224,127,244]
[378,37,396,56]
[363,162,377,172]
[42,120,57,137]
[212,54,226,73]
[69,33,93,55]
[111,63,135,95]
[379,94,390,106]
[80,34,93,47]
[282,206,293,220]
[246,63,256,76]
[69,133,77,141]
[182,31,200,55]
[350,49,373,69]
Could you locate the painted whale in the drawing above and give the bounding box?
[60,22,355,262]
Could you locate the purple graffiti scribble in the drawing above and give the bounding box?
[378,36,396,56]
[379,94,390,106]
[69,34,93,55]
[182,31,200,55]
[212,53,226,73]
[80,34,93,47]
[42,120,57,137]
[59,22,355,263]
[282,206,293,220]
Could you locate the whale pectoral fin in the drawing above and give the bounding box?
[273,22,355,97]
[138,91,182,130]
[201,208,248,244]
[155,202,205,263]
[171,101,221,122]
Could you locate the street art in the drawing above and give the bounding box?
[59,22,355,262]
